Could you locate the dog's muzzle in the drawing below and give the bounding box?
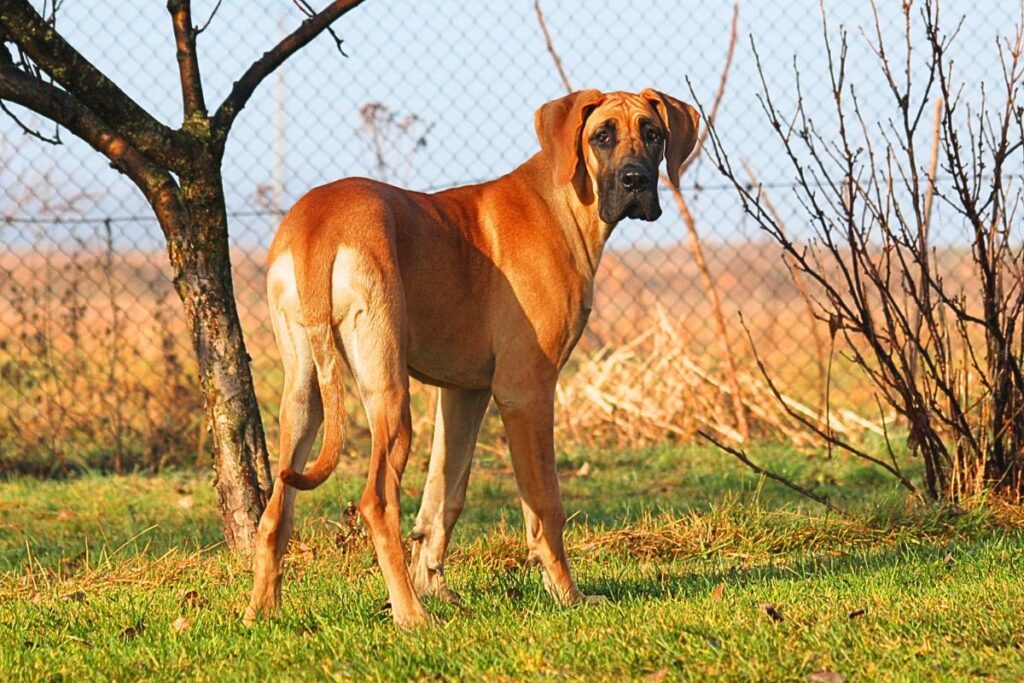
[599,162,662,223]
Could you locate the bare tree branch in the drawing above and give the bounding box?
[0,62,184,240]
[168,0,208,122]
[213,0,365,138]
[0,0,193,166]
[195,0,223,35]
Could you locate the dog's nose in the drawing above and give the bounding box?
[620,165,652,192]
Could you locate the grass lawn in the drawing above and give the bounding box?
[1,444,1022,681]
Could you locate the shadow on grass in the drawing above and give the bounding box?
[582,537,1007,603]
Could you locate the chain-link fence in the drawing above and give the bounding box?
[0,1,1015,474]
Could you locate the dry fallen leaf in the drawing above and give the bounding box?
[181,590,208,610]
[576,461,591,477]
[119,619,145,641]
[711,582,726,601]
[176,495,194,510]
[760,603,784,623]
[170,616,191,633]
[643,668,669,681]
[808,671,845,683]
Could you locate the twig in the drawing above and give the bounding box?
[697,429,847,516]
[908,96,943,383]
[294,0,349,57]
[0,97,60,144]
[533,0,572,94]
[195,0,223,35]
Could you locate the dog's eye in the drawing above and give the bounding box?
[645,129,662,144]
[595,130,612,145]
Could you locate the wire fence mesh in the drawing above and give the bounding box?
[0,1,1017,474]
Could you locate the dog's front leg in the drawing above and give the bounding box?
[409,387,491,603]
[495,383,590,606]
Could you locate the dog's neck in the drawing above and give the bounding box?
[560,185,611,284]
[520,152,614,283]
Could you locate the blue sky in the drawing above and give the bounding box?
[1,1,1018,250]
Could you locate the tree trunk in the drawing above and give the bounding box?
[162,163,273,549]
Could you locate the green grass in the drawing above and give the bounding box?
[1,445,1022,681]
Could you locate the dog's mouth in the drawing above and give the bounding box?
[625,202,651,221]
[605,193,662,223]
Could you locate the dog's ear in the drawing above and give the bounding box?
[641,88,700,188]
[535,89,605,188]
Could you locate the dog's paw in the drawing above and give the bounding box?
[241,605,262,627]
[242,594,281,626]
[582,594,607,605]
[392,608,432,630]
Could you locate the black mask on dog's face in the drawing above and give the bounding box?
[586,114,665,224]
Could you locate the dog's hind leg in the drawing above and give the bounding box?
[409,387,491,603]
[245,294,323,624]
[342,295,429,628]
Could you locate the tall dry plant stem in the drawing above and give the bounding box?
[908,96,943,385]
[659,5,746,440]
[533,0,572,94]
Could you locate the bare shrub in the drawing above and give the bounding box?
[701,1,1024,501]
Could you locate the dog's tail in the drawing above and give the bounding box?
[279,237,346,491]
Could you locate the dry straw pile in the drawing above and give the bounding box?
[556,310,881,450]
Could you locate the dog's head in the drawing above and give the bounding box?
[535,89,700,224]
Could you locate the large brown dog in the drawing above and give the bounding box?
[245,89,699,627]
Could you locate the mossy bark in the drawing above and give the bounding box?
[158,163,273,549]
